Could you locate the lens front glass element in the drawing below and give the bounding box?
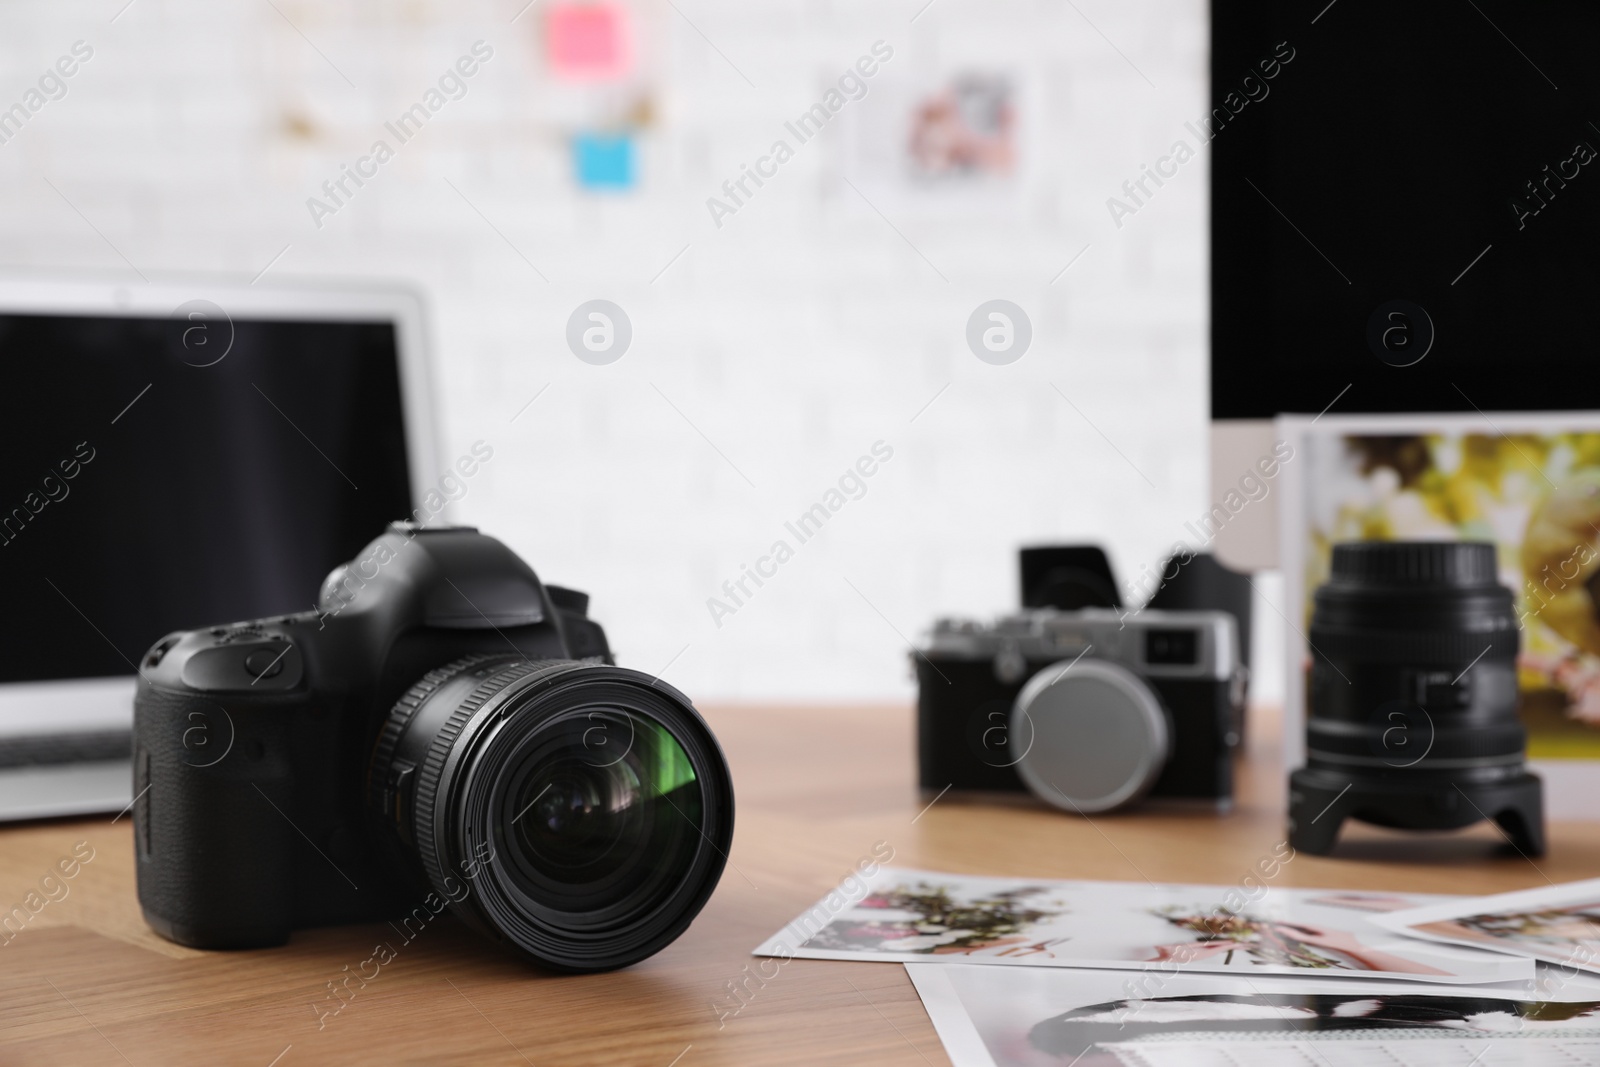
[500,709,703,915]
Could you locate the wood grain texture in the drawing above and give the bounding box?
[2,702,1598,1066]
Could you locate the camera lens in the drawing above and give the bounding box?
[1288,541,1544,855]
[369,655,733,972]
[499,710,702,914]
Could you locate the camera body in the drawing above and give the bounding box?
[132,523,611,949]
[915,609,1244,809]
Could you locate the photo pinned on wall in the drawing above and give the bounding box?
[752,868,1533,984]
[905,75,1016,184]
[571,130,636,189]
[907,964,1600,1067]
[838,69,1027,218]
[545,1,632,82]
[568,97,652,191]
[1276,412,1600,819]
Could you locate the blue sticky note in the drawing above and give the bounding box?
[573,133,635,189]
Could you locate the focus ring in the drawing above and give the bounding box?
[1308,627,1518,664]
[367,653,508,819]
[411,659,583,902]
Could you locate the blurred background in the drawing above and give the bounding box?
[0,0,1271,704]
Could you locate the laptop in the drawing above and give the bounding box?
[0,275,438,821]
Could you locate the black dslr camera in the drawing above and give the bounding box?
[914,609,1244,813]
[132,524,733,972]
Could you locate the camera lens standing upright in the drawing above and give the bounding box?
[1288,541,1543,856]
[131,524,734,972]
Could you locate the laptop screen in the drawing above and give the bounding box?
[0,312,414,683]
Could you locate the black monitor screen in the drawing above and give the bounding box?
[1212,0,1600,418]
[0,313,413,682]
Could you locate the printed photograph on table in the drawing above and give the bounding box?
[907,964,1600,1067]
[752,868,1532,983]
[1371,878,1600,975]
[1276,413,1600,775]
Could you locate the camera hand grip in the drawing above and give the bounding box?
[133,688,295,949]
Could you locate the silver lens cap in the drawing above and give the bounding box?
[1009,659,1170,814]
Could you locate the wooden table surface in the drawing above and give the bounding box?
[3,702,1598,1066]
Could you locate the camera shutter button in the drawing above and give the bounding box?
[244,647,288,678]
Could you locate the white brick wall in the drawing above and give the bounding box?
[0,0,1225,702]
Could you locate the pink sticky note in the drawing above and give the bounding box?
[547,3,630,81]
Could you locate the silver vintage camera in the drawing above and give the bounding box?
[914,609,1245,813]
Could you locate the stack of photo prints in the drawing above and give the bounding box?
[754,868,1600,1065]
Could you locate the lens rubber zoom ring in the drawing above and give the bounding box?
[1308,627,1518,664]
[411,659,584,908]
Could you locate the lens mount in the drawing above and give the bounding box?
[369,654,734,972]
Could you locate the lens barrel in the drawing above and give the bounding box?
[369,654,734,971]
[1288,541,1543,855]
